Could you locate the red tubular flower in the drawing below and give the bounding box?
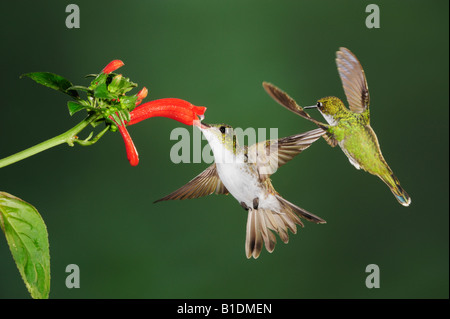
[109,115,139,166]
[98,60,207,167]
[108,98,205,167]
[128,98,206,126]
[102,60,124,74]
[117,124,139,167]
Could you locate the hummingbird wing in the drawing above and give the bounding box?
[262,82,337,147]
[247,128,326,181]
[262,82,328,129]
[154,164,228,202]
[336,47,370,114]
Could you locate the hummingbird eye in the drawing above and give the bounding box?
[219,126,226,134]
[317,102,323,108]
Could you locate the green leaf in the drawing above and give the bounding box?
[108,75,137,95]
[0,192,50,299]
[67,101,88,116]
[109,112,121,125]
[120,95,138,111]
[121,109,131,123]
[66,85,93,94]
[89,73,107,89]
[107,74,124,94]
[94,83,117,100]
[21,72,79,99]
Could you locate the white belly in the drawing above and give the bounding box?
[206,136,281,211]
[216,163,260,204]
[216,162,281,211]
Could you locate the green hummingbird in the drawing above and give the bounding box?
[155,123,326,258]
[263,47,411,207]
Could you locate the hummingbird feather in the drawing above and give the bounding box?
[248,128,326,181]
[378,172,411,207]
[262,82,329,130]
[245,209,263,259]
[154,164,228,202]
[275,194,326,224]
[244,193,327,259]
[323,133,339,147]
[271,213,289,244]
[336,47,370,114]
[258,210,276,253]
[262,81,336,148]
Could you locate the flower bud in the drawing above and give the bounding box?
[135,87,148,106]
[102,60,124,74]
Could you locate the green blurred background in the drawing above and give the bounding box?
[0,0,448,298]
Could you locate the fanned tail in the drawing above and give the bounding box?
[245,198,326,259]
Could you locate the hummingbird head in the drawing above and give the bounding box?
[304,96,346,116]
[303,96,347,126]
[196,122,237,153]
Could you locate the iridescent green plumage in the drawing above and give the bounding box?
[263,47,411,207]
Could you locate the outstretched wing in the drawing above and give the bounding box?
[154,164,228,202]
[336,47,370,114]
[262,82,336,146]
[262,82,327,129]
[247,128,325,181]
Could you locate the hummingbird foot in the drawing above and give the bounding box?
[253,198,259,209]
[240,201,250,211]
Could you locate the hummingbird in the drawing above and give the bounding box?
[263,47,411,207]
[155,123,326,258]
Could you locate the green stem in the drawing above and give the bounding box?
[0,114,101,169]
[73,124,110,146]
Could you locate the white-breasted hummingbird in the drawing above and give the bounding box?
[155,123,326,258]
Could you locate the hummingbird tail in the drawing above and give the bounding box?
[382,173,411,207]
[245,207,297,259]
[245,209,271,259]
[245,198,326,259]
[275,195,327,224]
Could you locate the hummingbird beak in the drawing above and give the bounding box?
[303,105,318,110]
[195,122,211,130]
